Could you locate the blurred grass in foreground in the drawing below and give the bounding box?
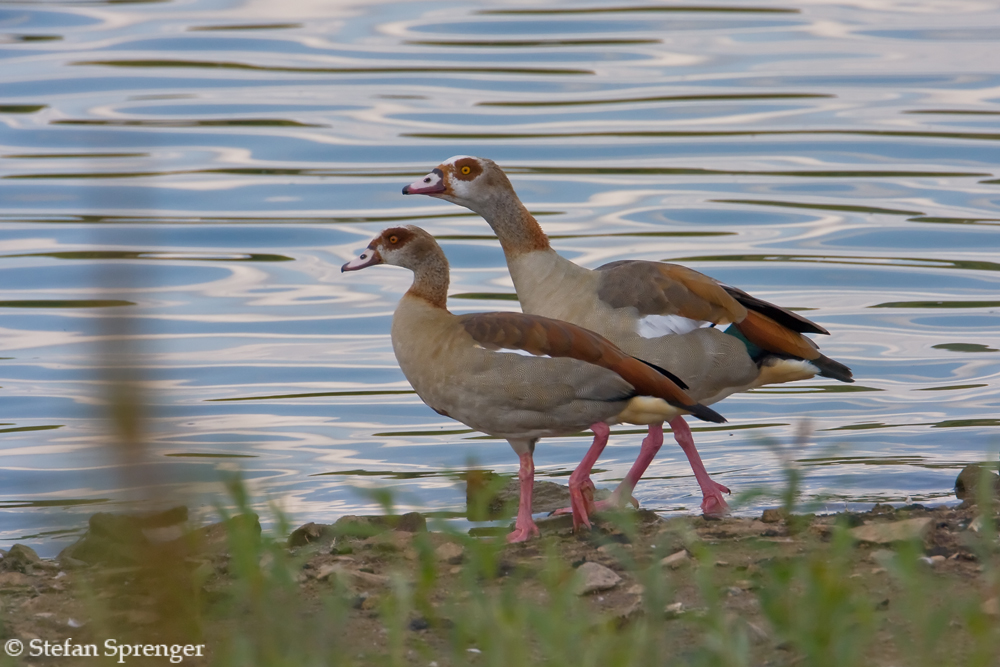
[194,466,1000,667]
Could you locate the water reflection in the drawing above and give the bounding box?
[1,0,999,556]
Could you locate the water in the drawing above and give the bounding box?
[1,0,999,556]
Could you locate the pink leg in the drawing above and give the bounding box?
[551,423,611,531]
[669,415,730,517]
[595,422,664,510]
[507,451,540,543]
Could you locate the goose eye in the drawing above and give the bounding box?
[460,166,471,175]
[423,177,431,183]
[388,235,399,244]
[360,252,368,259]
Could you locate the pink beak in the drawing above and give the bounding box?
[341,247,381,272]
[402,168,446,195]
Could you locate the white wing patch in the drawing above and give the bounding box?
[474,344,551,358]
[636,314,712,338]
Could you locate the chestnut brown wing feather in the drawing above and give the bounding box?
[596,260,746,324]
[460,312,726,423]
[734,310,854,382]
[596,260,852,381]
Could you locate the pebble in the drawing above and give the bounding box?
[435,542,464,564]
[573,562,622,595]
[660,550,689,569]
[761,509,785,524]
[849,517,932,544]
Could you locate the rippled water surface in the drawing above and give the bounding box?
[2,0,999,555]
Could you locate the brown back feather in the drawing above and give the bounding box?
[736,309,821,361]
[461,312,725,423]
[596,260,746,323]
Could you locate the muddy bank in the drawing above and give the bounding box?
[2,469,999,666]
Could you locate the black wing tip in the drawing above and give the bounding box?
[722,284,830,335]
[690,403,727,424]
[636,358,689,390]
[815,355,854,383]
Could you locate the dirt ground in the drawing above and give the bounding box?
[2,486,998,666]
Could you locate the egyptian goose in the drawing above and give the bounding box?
[402,157,854,517]
[342,225,724,541]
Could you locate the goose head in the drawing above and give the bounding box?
[402,156,516,217]
[341,225,445,274]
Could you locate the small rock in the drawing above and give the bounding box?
[0,571,34,588]
[435,542,464,564]
[664,602,684,618]
[6,544,41,564]
[955,464,1000,502]
[573,561,622,595]
[660,550,689,569]
[849,517,933,544]
[288,522,335,548]
[2,544,42,574]
[982,598,999,616]
[761,509,785,524]
[968,515,990,533]
[615,597,644,622]
[869,503,895,515]
[409,617,430,631]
